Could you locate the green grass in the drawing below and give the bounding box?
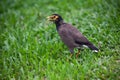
[0,0,120,80]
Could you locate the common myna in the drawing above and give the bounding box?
[47,14,99,57]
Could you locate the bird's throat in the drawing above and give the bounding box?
[55,20,64,31]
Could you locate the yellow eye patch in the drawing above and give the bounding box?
[54,15,58,19]
[52,15,58,20]
[47,15,59,21]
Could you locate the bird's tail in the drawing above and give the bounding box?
[87,44,99,52]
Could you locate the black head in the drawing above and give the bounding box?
[47,14,63,23]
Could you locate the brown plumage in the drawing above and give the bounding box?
[47,14,99,57]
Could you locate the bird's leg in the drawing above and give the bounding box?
[76,49,80,58]
[67,53,73,62]
[70,54,73,58]
[67,49,74,61]
[69,49,74,58]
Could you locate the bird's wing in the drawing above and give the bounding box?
[58,24,74,43]
[66,24,91,45]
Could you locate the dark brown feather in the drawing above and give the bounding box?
[57,23,98,53]
[48,14,99,53]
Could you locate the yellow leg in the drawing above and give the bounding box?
[76,49,80,58]
[67,54,73,62]
[70,54,73,58]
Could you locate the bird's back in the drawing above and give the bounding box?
[57,23,92,51]
[58,23,90,45]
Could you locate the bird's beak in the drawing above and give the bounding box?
[47,16,53,21]
[47,15,58,21]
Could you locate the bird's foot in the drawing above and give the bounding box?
[76,53,80,58]
[67,54,73,62]
[76,50,80,58]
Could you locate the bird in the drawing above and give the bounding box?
[47,14,99,58]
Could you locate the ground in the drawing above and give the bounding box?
[0,0,120,80]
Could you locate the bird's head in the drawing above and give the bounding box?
[47,14,63,23]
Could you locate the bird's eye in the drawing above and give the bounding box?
[51,16,55,19]
[53,16,56,18]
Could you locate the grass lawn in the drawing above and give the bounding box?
[0,0,120,80]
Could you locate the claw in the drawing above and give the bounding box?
[76,49,80,58]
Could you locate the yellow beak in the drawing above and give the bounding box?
[47,16,53,21]
[47,15,58,21]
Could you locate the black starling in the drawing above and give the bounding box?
[47,14,99,57]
